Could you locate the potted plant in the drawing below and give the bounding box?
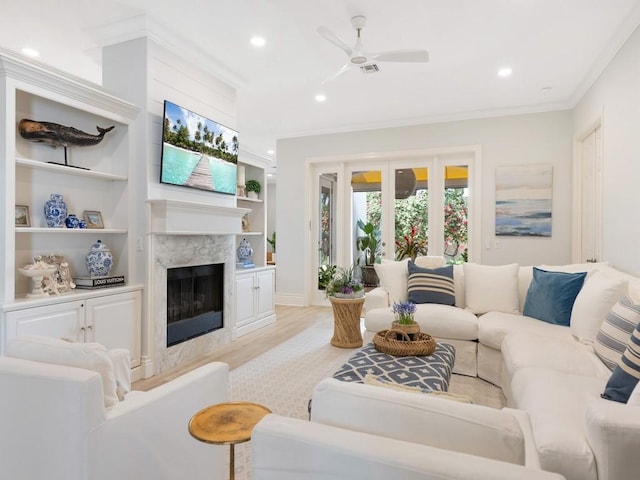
[391,301,419,339]
[395,225,428,261]
[356,219,381,286]
[325,265,364,299]
[245,179,262,199]
[267,231,276,263]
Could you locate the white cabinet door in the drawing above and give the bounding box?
[85,291,142,367]
[256,268,275,319]
[5,301,85,343]
[235,273,256,327]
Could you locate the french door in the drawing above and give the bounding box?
[309,149,478,305]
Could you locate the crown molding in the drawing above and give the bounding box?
[89,14,247,90]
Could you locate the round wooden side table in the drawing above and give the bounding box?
[188,401,271,480]
[329,296,365,348]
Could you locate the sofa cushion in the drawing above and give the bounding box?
[502,333,611,381]
[523,267,586,326]
[478,311,572,350]
[463,263,520,315]
[570,271,627,344]
[601,320,640,403]
[407,261,455,306]
[594,295,640,371]
[374,259,410,303]
[7,335,119,408]
[511,367,603,480]
[366,305,478,340]
[413,255,446,269]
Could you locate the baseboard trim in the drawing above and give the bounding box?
[275,293,306,306]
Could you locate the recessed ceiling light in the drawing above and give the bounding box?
[315,94,327,103]
[250,36,266,47]
[21,47,40,58]
[267,149,274,155]
[498,67,512,77]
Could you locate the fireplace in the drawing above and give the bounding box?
[166,263,224,347]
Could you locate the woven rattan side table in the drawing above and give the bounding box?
[188,401,271,480]
[329,296,365,348]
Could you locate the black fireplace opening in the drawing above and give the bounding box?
[166,263,224,347]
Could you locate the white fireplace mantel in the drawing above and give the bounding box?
[147,199,249,235]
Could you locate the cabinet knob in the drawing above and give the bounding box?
[87,325,94,330]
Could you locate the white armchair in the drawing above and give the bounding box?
[250,378,565,479]
[0,337,229,480]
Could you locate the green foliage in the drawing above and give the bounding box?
[356,219,381,265]
[444,189,468,262]
[267,231,276,253]
[245,179,262,194]
[162,117,238,163]
[317,264,336,290]
[395,224,428,261]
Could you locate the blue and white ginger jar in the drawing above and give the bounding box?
[65,214,80,228]
[44,193,67,228]
[237,238,253,263]
[86,239,113,277]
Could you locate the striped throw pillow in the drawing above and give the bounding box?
[594,296,640,370]
[602,318,640,403]
[407,261,455,306]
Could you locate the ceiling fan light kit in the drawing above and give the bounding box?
[318,14,429,82]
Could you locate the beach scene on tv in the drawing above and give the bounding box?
[161,100,238,195]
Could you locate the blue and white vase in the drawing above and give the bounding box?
[44,193,67,228]
[65,214,80,228]
[237,238,254,263]
[78,219,87,229]
[86,239,113,277]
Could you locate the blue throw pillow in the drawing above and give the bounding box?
[522,267,586,326]
[407,261,455,306]
[602,320,640,403]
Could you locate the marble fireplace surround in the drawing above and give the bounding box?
[148,199,249,374]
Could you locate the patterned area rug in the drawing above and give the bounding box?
[228,322,505,479]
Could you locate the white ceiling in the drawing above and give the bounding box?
[1,0,640,172]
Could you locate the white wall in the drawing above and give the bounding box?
[276,110,573,305]
[573,25,640,277]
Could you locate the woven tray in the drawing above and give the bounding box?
[373,329,437,356]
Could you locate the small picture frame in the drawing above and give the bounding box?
[15,205,30,227]
[83,210,104,229]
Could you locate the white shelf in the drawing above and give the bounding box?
[17,157,127,181]
[237,231,263,236]
[16,227,127,234]
[237,196,263,203]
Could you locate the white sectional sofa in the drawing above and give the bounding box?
[362,259,640,480]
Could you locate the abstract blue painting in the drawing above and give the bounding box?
[495,165,552,237]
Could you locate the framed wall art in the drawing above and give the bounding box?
[15,205,30,227]
[83,210,104,229]
[495,165,552,237]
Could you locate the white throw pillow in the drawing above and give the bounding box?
[463,263,520,315]
[7,335,119,408]
[414,256,446,269]
[570,271,628,344]
[374,259,410,303]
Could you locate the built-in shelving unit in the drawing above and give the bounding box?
[0,49,143,373]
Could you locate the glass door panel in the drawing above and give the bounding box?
[317,173,337,290]
[351,170,382,286]
[443,165,469,263]
[394,167,429,261]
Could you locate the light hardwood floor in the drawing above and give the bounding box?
[132,305,333,391]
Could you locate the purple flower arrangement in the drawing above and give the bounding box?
[392,301,417,324]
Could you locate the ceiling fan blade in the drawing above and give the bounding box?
[322,63,352,84]
[317,26,352,56]
[373,49,429,63]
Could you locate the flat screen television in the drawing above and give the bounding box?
[160,100,238,195]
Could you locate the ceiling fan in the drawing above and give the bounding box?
[317,15,429,82]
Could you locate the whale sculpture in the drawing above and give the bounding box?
[18,119,114,147]
[18,119,115,167]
